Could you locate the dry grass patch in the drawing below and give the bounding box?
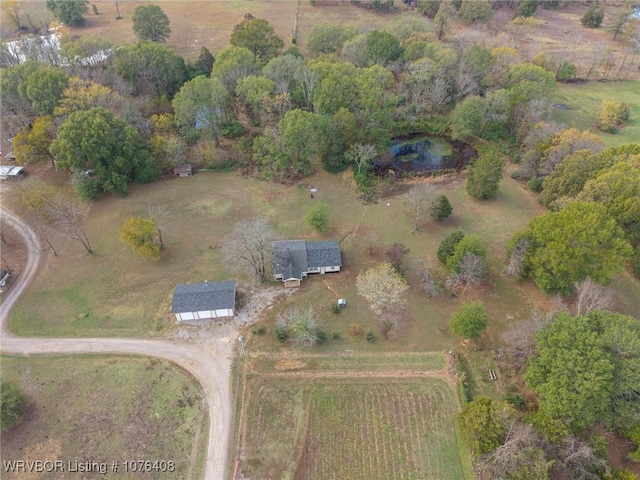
[0,355,207,480]
[235,354,473,480]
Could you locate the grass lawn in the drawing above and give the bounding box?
[236,355,473,480]
[552,80,640,147]
[0,355,208,480]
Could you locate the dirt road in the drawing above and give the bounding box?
[0,208,234,480]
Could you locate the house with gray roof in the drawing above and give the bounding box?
[171,280,235,322]
[272,240,342,287]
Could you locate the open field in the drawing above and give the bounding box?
[0,355,208,479]
[552,80,640,148]
[235,353,473,480]
[8,167,639,346]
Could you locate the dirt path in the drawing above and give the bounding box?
[0,208,234,480]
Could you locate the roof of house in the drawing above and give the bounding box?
[306,241,342,268]
[272,240,342,280]
[172,280,236,313]
[272,240,307,281]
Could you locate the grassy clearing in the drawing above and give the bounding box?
[0,355,207,479]
[552,81,640,147]
[249,351,446,373]
[239,374,472,480]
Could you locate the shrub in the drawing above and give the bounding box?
[556,61,576,81]
[581,3,604,28]
[71,170,99,201]
[366,329,376,342]
[1,381,28,431]
[633,247,640,279]
[306,202,329,232]
[597,100,630,133]
[251,325,266,335]
[331,331,341,340]
[220,117,246,138]
[527,178,543,192]
[431,194,453,221]
[331,303,341,314]
[514,0,538,18]
[274,325,289,342]
[316,328,327,344]
[449,301,489,339]
[437,229,465,264]
[349,322,363,336]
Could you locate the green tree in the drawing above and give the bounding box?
[119,216,161,261]
[581,2,605,28]
[194,47,215,77]
[437,228,465,264]
[353,65,397,146]
[312,61,357,115]
[235,75,275,128]
[24,68,69,115]
[172,76,230,145]
[523,202,632,294]
[46,0,88,25]
[446,233,487,272]
[458,0,493,24]
[114,42,187,97]
[457,397,507,455]
[577,157,640,232]
[1,381,28,431]
[307,23,353,55]
[597,100,630,132]
[431,195,452,222]
[514,0,538,18]
[132,4,171,43]
[13,115,56,167]
[449,301,488,339]
[230,17,283,62]
[51,108,158,197]
[366,30,403,66]
[307,202,329,232]
[450,95,485,140]
[466,150,503,200]
[263,54,303,96]
[278,109,326,174]
[539,150,613,209]
[525,312,615,436]
[211,45,258,92]
[433,0,455,40]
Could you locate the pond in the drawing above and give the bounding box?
[372,135,477,176]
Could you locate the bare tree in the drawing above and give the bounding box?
[420,265,443,298]
[345,143,377,176]
[278,305,324,346]
[8,179,59,256]
[501,310,554,370]
[356,262,409,315]
[574,278,615,316]
[506,236,529,278]
[554,436,610,480]
[294,65,319,111]
[445,272,461,297]
[406,183,437,232]
[222,217,275,282]
[459,252,486,294]
[47,195,93,254]
[147,204,170,249]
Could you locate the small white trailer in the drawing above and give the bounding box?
[0,165,25,180]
